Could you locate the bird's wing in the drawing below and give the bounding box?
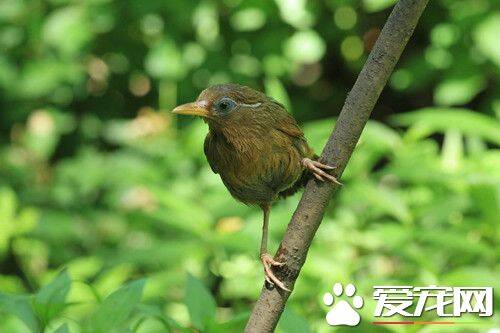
[269,103,314,158]
[204,132,219,174]
[271,105,304,138]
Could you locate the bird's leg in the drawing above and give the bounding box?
[302,157,342,185]
[259,204,290,291]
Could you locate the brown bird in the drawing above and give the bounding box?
[172,84,340,291]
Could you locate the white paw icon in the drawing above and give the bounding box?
[323,283,363,326]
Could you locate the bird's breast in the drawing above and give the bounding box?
[204,128,304,205]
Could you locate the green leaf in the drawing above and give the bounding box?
[362,121,401,151]
[284,30,326,64]
[264,77,291,112]
[42,6,92,57]
[0,186,16,221]
[153,190,213,236]
[87,279,146,333]
[443,267,500,291]
[434,75,485,106]
[33,270,72,325]
[135,304,187,331]
[277,307,311,333]
[470,184,499,224]
[348,182,412,224]
[185,273,216,330]
[0,293,41,333]
[391,108,500,145]
[18,60,65,98]
[230,55,261,77]
[474,13,500,67]
[145,39,186,80]
[208,312,249,333]
[53,323,70,333]
[362,0,397,13]
[0,187,17,255]
[441,130,463,171]
[302,117,336,153]
[230,8,266,32]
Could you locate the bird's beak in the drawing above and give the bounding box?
[172,101,209,117]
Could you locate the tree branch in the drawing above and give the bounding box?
[244,0,429,331]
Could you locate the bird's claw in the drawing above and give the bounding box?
[302,158,342,185]
[260,253,290,292]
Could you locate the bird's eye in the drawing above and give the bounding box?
[215,97,237,114]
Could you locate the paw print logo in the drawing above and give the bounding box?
[323,283,364,326]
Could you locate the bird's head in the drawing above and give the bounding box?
[172,84,268,127]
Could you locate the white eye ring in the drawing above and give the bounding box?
[240,102,262,108]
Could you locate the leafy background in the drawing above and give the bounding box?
[0,0,498,332]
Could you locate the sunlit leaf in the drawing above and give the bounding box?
[43,6,92,56]
[474,13,500,66]
[230,55,261,77]
[145,39,186,80]
[264,77,291,112]
[434,75,485,106]
[362,0,397,12]
[135,304,186,332]
[0,187,17,255]
[230,8,266,31]
[93,265,134,297]
[441,130,463,171]
[274,0,313,29]
[18,60,79,99]
[391,108,500,145]
[0,187,16,224]
[284,30,325,64]
[193,2,219,46]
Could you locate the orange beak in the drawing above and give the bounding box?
[172,101,209,117]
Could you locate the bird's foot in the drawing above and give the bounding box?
[260,253,290,292]
[302,158,342,185]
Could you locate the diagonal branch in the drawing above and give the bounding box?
[244,0,429,331]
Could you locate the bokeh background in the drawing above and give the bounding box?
[0,0,499,332]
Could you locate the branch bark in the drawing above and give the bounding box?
[244,0,429,331]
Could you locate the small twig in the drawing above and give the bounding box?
[244,0,429,331]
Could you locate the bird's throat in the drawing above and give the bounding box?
[208,121,264,154]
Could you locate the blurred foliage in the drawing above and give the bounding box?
[0,0,499,332]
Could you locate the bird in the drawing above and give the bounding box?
[172,84,340,291]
